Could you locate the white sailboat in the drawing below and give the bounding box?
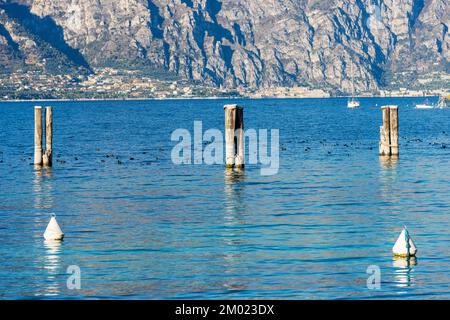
[416,99,434,109]
[415,104,434,109]
[347,61,360,108]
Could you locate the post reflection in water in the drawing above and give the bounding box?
[378,156,399,203]
[393,256,417,289]
[379,155,399,170]
[33,166,54,210]
[222,168,247,293]
[224,168,246,217]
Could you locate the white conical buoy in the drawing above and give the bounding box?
[392,227,416,257]
[393,256,417,268]
[43,214,64,241]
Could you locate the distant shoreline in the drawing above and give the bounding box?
[0,94,444,103]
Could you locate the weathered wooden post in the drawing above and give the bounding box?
[389,106,399,156]
[235,106,244,169]
[224,104,236,168]
[34,106,43,165]
[379,106,391,156]
[379,105,399,157]
[43,106,53,167]
[224,104,244,169]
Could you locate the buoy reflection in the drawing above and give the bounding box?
[393,256,417,288]
[43,240,62,296]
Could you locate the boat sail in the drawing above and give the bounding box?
[438,95,448,108]
[347,61,360,108]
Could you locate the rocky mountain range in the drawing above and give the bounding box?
[0,0,448,93]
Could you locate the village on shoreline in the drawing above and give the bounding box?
[1,89,448,103]
[0,67,448,102]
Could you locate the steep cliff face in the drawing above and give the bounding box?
[0,2,90,75]
[1,0,448,92]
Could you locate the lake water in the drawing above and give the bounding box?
[0,97,449,299]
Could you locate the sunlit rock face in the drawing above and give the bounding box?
[1,0,448,91]
[0,4,90,75]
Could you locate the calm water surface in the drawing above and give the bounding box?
[0,97,449,299]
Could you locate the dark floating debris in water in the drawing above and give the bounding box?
[57,159,66,164]
[407,138,423,143]
[130,157,135,160]
[429,142,447,148]
[117,160,123,165]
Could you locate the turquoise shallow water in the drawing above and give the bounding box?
[0,97,449,299]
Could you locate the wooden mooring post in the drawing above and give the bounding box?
[43,106,53,167]
[34,106,53,167]
[34,106,43,165]
[224,104,244,169]
[389,106,399,156]
[379,105,399,157]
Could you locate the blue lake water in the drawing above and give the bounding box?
[0,97,449,299]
